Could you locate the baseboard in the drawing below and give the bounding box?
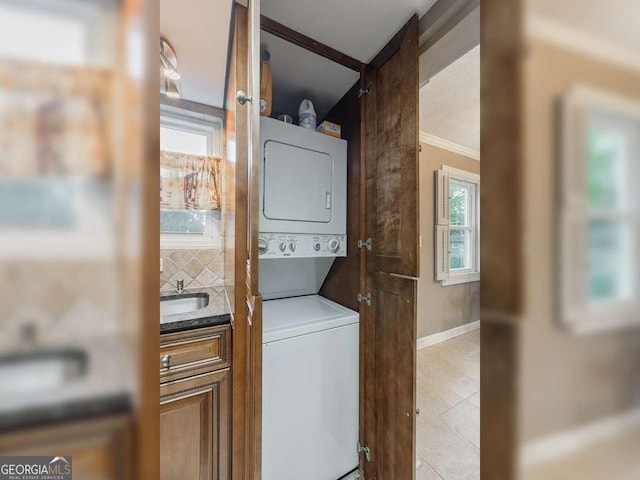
[417,320,480,350]
[520,408,640,468]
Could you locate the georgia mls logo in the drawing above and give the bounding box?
[49,457,71,474]
[0,455,72,479]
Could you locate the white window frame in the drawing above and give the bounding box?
[435,165,480,286]
[160,105,222,249]
[559,85,640,333]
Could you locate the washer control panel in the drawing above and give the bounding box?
[258,233,347,258]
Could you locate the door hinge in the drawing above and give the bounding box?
[357,293,371,306]
[357,238,372,250]
[358,441,371,462]
[358,82,372,98]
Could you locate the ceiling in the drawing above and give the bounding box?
[261,32,360,120]
[526,0,640,52]
[419,45,480,153]
[261,0,438,63]
[160,0,233,108]
[162,0,484,138]
[161,0,439,112]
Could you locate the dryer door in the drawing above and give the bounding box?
[263,140,333,223]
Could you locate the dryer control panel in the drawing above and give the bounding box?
[258,233,347,258]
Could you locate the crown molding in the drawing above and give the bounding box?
[419,132,480,160]
[526,14,640,74]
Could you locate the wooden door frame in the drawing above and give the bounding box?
[480,0,521,478]
[135,0,160,477]
[232,12,420,480]
[224,4,251,480]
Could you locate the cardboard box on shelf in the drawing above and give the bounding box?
[317,120,341,138]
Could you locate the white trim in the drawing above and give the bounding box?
[420,132,480,161]
[417,320,480,350]
[160,239,220,249]
[436,165,481,285]
[526,14,640,74]
[520,408,640,468]
[442,272,480,286]
[160,103,224,125]
[563,313,640,335]
[564,85,640,122]
[441,165,480,183]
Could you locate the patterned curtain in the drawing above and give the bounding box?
[160,151,221,210]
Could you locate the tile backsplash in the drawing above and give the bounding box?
[0,260,122,349]
[160,248,224,292]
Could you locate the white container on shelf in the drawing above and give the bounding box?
[298,98,316,130]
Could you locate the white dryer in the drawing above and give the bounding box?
[259,116,347,236]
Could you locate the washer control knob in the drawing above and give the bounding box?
[313,242,321,251]
[328,237,341,253]
[289,242,296,252]
[279,241,287,252]
[258,236,268,255]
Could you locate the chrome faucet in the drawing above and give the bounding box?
[176,279,184,294]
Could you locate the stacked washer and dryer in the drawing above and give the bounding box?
[259,117,359,480]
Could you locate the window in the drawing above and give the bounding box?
[0,1,117,68]
[560,86,640,332]
[160,106,222,248]
[435,166,480,285]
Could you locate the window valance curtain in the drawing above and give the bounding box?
[160,151,221,210]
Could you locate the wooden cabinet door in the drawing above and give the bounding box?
[361,14,419,480]
[0,415,133,480]
[362,273,417,480]
[160,369,230,480]
[225,1,262,478]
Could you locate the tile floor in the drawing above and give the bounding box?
[416,329,480,480]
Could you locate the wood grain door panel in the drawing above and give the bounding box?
[363,15,420,278]
[245,0,263,477]
[0,415,133,480]
[224,5,250,480]
[366,272,417,480]
[160,369,230,480]
[361,14,419,480]
[160,326,231,382]
[244,287,262,480]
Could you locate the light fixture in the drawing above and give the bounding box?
[164,77,181,99]
[160,38,181,81]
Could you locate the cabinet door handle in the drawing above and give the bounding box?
[161,354,171,369]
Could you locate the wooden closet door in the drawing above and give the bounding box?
[363,15,420,279]
[225,5,250,480]
[225,0,261,478]
[244,0,263,478]
[360,14,419,480]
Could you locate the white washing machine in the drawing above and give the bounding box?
[262,295,359,480]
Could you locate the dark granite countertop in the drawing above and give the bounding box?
[160,286,231,334]
[0,392,131,432]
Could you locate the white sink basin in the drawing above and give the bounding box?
[160,294,209,316]
[0,350,87,398]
